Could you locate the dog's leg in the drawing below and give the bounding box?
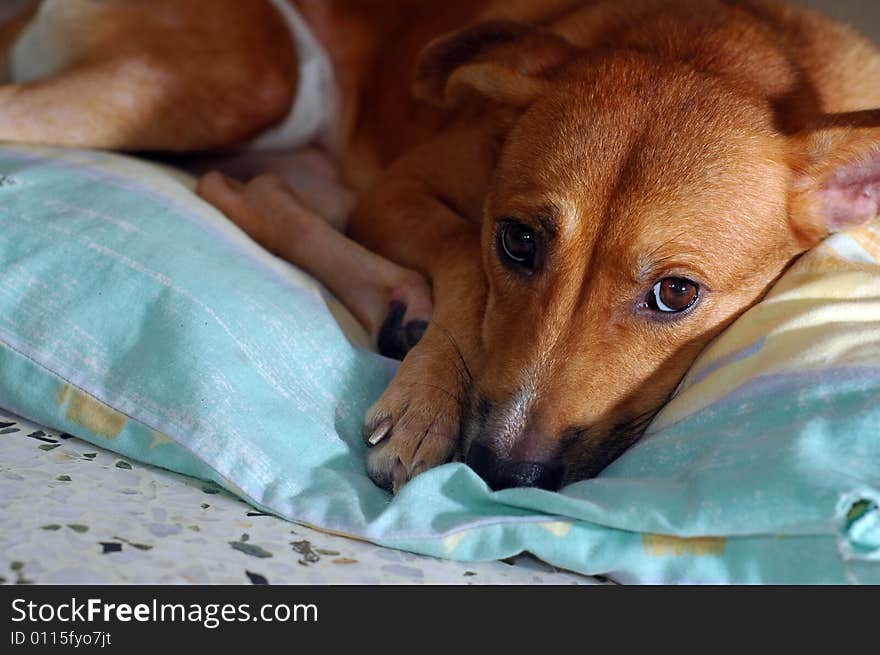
[361,246,484,493]
[197,172,434,359]
[345,178,486,492]
[198,168,485,492]
[0,0,298,151]
[187,148,357,231]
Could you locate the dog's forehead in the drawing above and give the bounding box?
[493,75,789,253]
[504,80,776,187]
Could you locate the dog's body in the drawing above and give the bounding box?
[2,0,880,491]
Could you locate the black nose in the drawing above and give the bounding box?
[466,443,562,491]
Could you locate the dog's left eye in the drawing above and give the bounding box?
[499,221,538,269]
[648,277,699,313]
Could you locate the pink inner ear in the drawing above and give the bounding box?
[821,151,880,232]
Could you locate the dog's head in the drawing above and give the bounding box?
[415,21,880,490]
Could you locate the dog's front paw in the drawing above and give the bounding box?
[364,339,466,493]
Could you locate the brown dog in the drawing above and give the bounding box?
[2,0,880,492]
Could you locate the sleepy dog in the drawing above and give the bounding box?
[2,1,879,493]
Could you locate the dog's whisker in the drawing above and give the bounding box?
[430,319,474,383]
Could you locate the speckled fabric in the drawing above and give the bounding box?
[0,410,602,585]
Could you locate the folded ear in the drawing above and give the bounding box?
[789,112,880,247]
[412,20,576,109]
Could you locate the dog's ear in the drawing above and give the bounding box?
[412,20,575,109]
[789,111,880,247]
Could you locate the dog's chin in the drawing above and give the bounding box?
[461,441,564,491]
[457,435,644,491]
[554,453,623,489]
[555,409,663,487]
[459,395,660,490]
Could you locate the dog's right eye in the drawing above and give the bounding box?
[498,221,538,270]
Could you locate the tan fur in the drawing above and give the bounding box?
[0,0,298,150]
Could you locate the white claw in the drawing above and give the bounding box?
[367,419,392,446]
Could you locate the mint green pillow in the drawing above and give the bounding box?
[1,144,877,583]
